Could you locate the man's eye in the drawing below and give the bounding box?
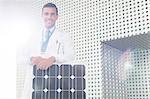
[51,13,55,15]
[44,13,49,16]
[44,13,56,16]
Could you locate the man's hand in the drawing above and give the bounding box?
[31,56,42,65]
[31,56,56,70]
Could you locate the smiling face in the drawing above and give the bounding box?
[42,7,58,29]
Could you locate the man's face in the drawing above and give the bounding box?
[42,7,58,29]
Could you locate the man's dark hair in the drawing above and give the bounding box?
[42,3,58,15]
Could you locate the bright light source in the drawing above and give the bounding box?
[124,61,132,71]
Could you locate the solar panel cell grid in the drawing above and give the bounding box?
[32,64,86,99]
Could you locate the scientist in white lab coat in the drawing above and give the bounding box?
[31,3,75,69]
[21,3,75,99]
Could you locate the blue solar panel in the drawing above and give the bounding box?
[32,64,86,99]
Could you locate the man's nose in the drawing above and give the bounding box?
[47,14,53,18]
[47,13,55,18]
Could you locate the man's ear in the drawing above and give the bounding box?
[56,15,58,20]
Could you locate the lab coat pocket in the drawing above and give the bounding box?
[56,40,60,54]
[56,40,64,55]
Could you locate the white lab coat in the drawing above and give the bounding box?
[30,27,75,63]
[21,27,75,99]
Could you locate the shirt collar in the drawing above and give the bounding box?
[43,25,56,34]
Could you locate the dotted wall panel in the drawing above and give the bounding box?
[101,43,127,99]
[56,0,150,42]
[101,41,150,99]
[32,64,86,99]
[126,49,150,99]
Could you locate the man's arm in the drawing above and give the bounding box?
[31,32,75,70]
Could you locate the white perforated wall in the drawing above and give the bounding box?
[101,44,127,99]
[126,49,150,99]
[101,44,150,99]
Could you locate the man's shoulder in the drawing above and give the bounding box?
[55,28,65,34]
[55,28,69,36]
[55,28,71,40]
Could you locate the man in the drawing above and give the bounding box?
[21,3,74,99]
[31,3,75,69]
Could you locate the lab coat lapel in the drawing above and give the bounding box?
[46,28,59,55]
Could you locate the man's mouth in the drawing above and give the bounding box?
[47,20,53,24]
